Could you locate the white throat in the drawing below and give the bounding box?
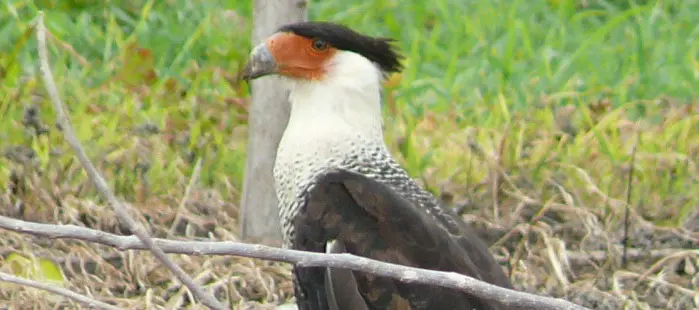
[283,50,385,144]
[274,50,387,195]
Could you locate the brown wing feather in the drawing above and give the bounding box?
[293,168,512,310]
[294,173,408,309]
[325,241,368,310]
[340,170,512,289]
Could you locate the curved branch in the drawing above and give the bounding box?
[0,215,589,310]
[0,272,121,310]
[34,11,224,310]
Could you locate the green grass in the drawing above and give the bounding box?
[1,0,698,308]
[2,0,695,222]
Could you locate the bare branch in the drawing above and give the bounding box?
[0,215,589,310]
[34,11,224,310]
[0,271,121,310]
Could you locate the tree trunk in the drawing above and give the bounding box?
[240,0,308,245]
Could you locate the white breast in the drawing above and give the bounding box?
[271,50,387,246]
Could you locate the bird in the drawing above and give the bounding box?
[241,21,513,310]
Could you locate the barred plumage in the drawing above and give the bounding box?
[275,136,443,248]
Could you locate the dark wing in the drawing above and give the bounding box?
[292,168,512,310]
[325,240,368,310]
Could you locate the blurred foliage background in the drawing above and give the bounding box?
[0,0,697,308]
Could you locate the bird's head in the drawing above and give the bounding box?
[241,21,403,83]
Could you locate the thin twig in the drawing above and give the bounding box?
[0,271,121,310]
[492,124,510,221]
[169,157,203,236]
[630,249,698,291]
[615,270,699,298]
[46,30,90,67]
[0,215,589,310]
[34,11,224,310]
[622,133,639,268]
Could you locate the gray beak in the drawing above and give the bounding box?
[241,43,278,81]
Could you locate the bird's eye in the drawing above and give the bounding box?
[312,39,329,51]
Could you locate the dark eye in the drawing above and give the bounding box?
[312,39,329,51]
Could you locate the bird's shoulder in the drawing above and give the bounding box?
[337,153,454,225]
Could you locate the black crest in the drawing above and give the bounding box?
[278,21,404,74]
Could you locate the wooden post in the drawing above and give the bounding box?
[240,0,308,245]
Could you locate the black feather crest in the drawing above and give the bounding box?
[278,21,404,74]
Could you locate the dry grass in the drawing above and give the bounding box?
[0,187,295,309]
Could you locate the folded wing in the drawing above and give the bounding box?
[292,168,512,310]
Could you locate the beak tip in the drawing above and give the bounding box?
[239,68,258,82]
[239,43,277,82]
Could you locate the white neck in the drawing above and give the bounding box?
[273,51,392,246]
[283,51,385,141]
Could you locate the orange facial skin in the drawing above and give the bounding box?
[266,32,338,81]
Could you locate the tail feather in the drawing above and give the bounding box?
[325,240,369,310]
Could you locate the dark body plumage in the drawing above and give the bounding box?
[293,168,514,310]
[260,22,514,310]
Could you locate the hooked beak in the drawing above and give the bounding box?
[241,43,278,81]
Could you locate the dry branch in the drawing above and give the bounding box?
[0,271,120,310]
[0,215,588,310]
[34,11,224,310]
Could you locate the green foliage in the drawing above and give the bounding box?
[4,252,66,284]
[1,0,697,225]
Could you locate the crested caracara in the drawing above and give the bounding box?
[241,21,513,310]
